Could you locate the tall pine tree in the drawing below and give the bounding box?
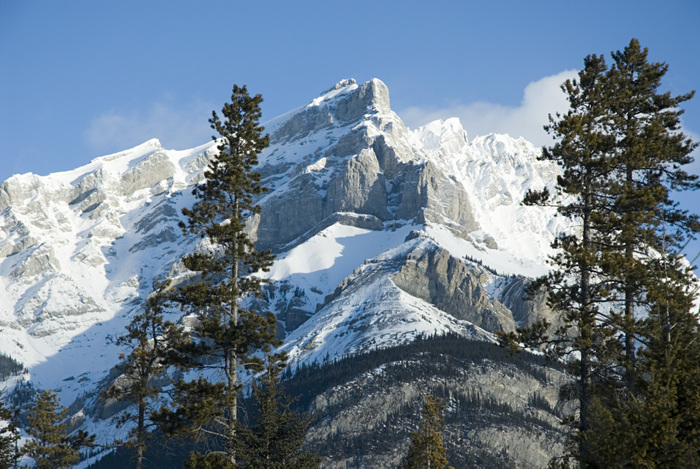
[514,52,621,465]
[601,38,698,385]
[582,40,700,467]
[506,39,699,467]
[159,84,278,466]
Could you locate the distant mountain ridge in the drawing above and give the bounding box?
[0,78,569,467]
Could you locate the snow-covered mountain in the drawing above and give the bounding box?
[0,78,567,461]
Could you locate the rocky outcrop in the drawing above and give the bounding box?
[270,79,388,145]
[270,281,315,333]
[119,149,178,196]
[324,148,392,220]
[399,160,480,235]
[498,276,561,330]
[255,172,326,251]
[392,243,516,332]
[254,78,488,252]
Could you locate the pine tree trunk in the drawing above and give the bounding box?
[624,273,636,389]
[226,346,238,467]
[623,164,636,389]
[578,184,593,462]
[225,204,240,466]
[136,401,145,469]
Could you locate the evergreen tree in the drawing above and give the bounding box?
[22,390,94,469]
[504,38,699,467]
[634,264,700,466]
[184,452,236,469]
[104,280,185,469]
[0,395,19,469]
[159,84,278,466]
[235,354,320,469]
[601,38,698,385]
[586,251,700,467]
[509,52,620,465]
[578,39,699,468]
[400,395,453,469]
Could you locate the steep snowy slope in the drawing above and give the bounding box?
[0,139,217,401]
[0,78,563,424]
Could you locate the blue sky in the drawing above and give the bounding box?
[2,0,699,258]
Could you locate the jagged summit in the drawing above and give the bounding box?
[319,78,357,95]
[310,77,389,114]
[265,77,392,148]
[0,79,565,460]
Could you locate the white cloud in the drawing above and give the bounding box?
[84,98,215,155]
[683,127,700,176]
[397,70,579,147]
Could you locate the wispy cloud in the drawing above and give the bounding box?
[397,70,579,147]
[683,127,700,176]
[84,98,215,155]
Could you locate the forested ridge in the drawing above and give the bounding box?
[85,334,565,469]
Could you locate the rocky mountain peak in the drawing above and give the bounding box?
[320,78,357,94]
[268,77,392,146]
[0,80,566,457]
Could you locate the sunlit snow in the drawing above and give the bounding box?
[0,79,570,452]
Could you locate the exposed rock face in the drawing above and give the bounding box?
[254,79,484,252]
[266,281,316,334]
[410,160,480,235]
[325,148,391,220]
[392,243,515,332]
[499,276,556,328]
